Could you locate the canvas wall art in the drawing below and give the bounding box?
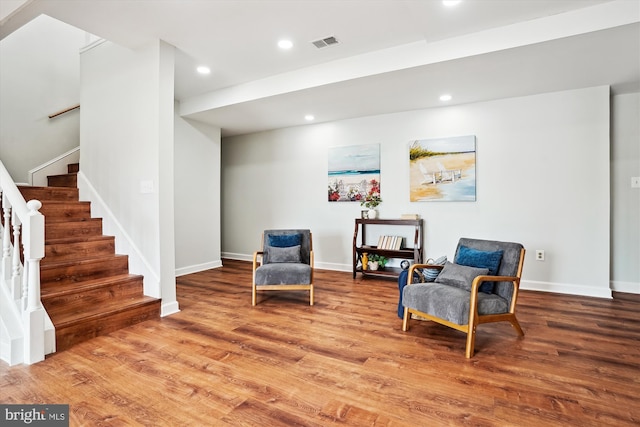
[328,144,380,202]
[409,135,476,202]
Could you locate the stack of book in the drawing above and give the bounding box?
[400,213,420,220]
[377,235,403,250]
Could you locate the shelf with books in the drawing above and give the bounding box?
[352,218,423,279]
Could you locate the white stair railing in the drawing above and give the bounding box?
[0,160,46,364]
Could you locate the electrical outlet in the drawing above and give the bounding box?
[536,250,545,261]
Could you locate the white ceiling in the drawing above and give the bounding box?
[1,0,639,137]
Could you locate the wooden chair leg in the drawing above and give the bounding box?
[309,285,314,306]
[510,316,524,336]
[465,324,476,358]
[252,284,257,306]
[402,307,410,331]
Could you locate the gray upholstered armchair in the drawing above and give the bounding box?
[402,238,525,358]
[252,229,314,306]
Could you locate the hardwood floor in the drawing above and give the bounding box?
[2,259,639,426]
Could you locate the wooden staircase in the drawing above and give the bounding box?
[18,163,160,352]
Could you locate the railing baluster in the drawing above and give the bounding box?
[22,255,29,311]
[11,211,22,299]
[2,192,11,281]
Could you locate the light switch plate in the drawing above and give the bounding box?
[140,180,154,194]
[632,177,640,188]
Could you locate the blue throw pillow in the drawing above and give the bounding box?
[268,233,302,248]
[455,246,503,293]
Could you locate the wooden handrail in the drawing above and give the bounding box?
[48,104,79,119]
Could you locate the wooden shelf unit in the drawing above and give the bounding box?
[352,218,423,279]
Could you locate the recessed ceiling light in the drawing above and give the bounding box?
[440,94,452,101]
[278,39,293,50]
[196,66,210,74]
[442,0,462,7]
[305,114,315,121]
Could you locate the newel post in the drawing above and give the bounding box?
[22,199,45,364]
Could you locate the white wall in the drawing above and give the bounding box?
[222,86,612,298]
[0,15,86,181]
[79,39,178,315]
[611,93,640,293]
[174,109,222,275]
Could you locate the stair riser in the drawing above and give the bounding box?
[54,300,160,352]
[47,174,77,188]
[44,238,116,264]
[39,202,91,221]
[45,219,103,240]
[41,257,129,286]
[42,277,144,311]
[19,187,79,202]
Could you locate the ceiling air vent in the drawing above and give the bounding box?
[312,36,339,49]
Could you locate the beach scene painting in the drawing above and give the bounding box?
[409,135,476,202]
[328,144,380,202]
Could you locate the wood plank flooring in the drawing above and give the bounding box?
[2,259,639,426]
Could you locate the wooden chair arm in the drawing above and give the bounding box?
[468,275,522,327]
[469,275,520,295]
[411,263,444,271]
[252,251,264,270]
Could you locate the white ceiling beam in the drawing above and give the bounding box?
[179,0,639,118]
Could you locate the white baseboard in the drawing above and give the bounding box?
[222,252,252,262]
[315,261,352,272]
[175,260,223,277]
[610,280,640,294]
[520,280,612,299]
[161,301,180,317]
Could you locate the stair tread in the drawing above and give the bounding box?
[45,217,100,223]
[19,185,75,190]
[49,296,160,328]
[46,235,115,245]
[18,186,79,202]
[45,218,95,224]
[38,200,88,205]
[41,253,128,270]
[41,273,143,298]
[48,172,78,178]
